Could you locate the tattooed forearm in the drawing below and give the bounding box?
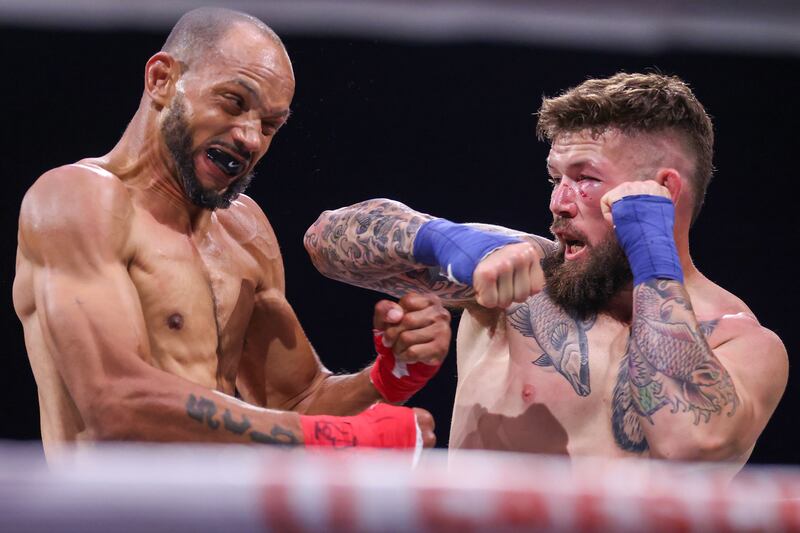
[304,199,554,302]
[186,394,300,446]
[305,199,430,280]
[305,199,478,300]
[612,280,738,452]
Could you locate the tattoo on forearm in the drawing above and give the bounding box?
[305,199,548,302]
[305,199,426,280]
[186,394,220,429]
[222,409,251,435]
[249,426,299,445]
[611,280,738,453]
[185,394,299,446]
[507,293,595,396]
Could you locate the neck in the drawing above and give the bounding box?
[98,102,213,234]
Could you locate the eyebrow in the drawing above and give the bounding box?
[232,78,291,119]
[547,159,599,175]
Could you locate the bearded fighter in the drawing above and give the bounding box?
[304,73,787,464]
[13,7,451,458]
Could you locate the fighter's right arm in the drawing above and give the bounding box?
[17,166,303,445]
[304,198,555,308]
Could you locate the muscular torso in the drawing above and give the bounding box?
[14,163,275,448]
[449,288,754,460]
[128,196,259,391]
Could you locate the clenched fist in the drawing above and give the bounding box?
[473,242,544,309]
[373,293,451,365]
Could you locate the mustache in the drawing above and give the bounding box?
[549,217,589,243]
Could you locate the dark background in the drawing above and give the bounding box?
[1,25,796,464]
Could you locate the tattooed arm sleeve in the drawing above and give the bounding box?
[304,198,555,303]
[612,279,787,460]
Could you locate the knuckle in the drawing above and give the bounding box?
[397,330,413,345]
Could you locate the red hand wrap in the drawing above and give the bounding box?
[300,403,416,448]
[369,330,441,404]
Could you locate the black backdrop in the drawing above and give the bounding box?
[1,25,796,464]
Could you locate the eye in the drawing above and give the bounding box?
[548,176,561,187]
[578,174,599,182]
[223,93,245,112]
[261,121,281,137]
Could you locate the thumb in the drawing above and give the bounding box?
[373,299,404,331]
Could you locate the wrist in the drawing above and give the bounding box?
[612,195,683,286]
[413,218,521,285]
[299,403,417,448]
[370,330,440,404]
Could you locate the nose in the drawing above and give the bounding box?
[549,180,578,218]
[231,117,263,156]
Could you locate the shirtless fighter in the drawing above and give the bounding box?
[13,8,450,457]
[305,73,788,463]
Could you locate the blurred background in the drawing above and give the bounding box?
[0,0,796,463]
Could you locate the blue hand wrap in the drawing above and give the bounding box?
[413,219,522,285]
[611,195,683,286]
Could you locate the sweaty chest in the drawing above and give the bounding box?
[128,216,257,390]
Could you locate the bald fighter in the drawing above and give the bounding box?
[13,8,450,458]
[305,73,787,465]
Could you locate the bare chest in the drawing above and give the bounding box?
[128,212,258,392]
[450,304,630,456]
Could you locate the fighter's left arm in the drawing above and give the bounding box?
[604,183,788,460]
[613,279,787,460]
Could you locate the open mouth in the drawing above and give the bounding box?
[205,147,245,178]
[564,239,586,257]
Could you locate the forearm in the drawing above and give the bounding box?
[291,367,382,416]
[305,199,550,304]
[304,198,432,287]
[90,370,304,445]
[617,280,744,460]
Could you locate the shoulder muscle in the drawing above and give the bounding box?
[19,164,134,271]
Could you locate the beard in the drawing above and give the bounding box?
[160,95,254,210]
[541,223,632,320]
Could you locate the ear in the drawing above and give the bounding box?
[654,168,682,205]
[144,52,180,108]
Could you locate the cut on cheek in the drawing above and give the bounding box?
[578,181,605,204]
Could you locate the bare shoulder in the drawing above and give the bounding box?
[217,193,280,260]
[19,163,134,264]
[704,295,788,403]
[712,312,787,366]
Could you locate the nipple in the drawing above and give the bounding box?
[167,313,184,330]
[521,384,536,403]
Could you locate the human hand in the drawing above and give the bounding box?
[412,407,436,448]
[472,242,543,309]
[600,180,672,226]
[373,293,451,366]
